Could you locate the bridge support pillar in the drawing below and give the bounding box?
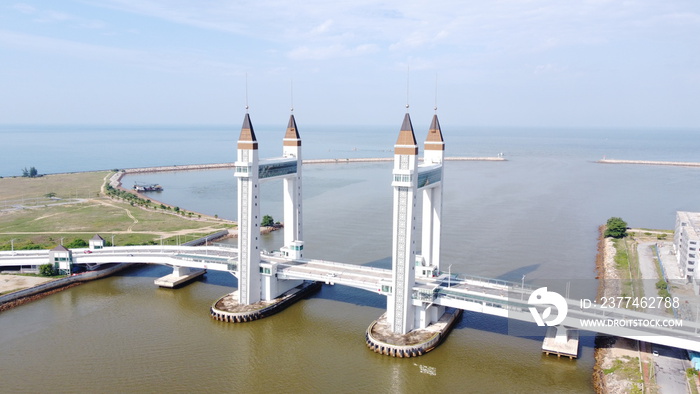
[542,325,579,359]
[414,303,445,330]
[260,262,302,301]
[154,266,206,288]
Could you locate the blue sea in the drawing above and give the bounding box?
[2,123,698,177]
[5,122,695,278]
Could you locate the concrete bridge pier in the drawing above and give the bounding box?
[542,325,579,359]
[260,261,303,301]
[414,302,445,329]
[154,265,206,288]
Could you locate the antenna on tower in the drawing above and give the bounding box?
[434,73,438,113]
[406,63,410,111]
[245,73,249,113]
[290,79,294,113]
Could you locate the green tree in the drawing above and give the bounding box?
[39,263,57,277]
[261,215,274,227]
[65,238,88,248]
[21,167,38,177]
[604,217,628,238]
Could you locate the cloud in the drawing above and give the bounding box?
[0,29,237,75]
[533,63,567,75]
[11,3,108,31]
[13,3,36,14]
[310,20,333,35]
[288,43,379,61]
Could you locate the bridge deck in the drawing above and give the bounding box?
[3,246,700,351]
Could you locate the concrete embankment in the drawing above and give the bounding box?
[210,281,321,323]
[182,230,232,246]
[365,309,462,358]
[0,264,132,311]
[598,159,700,168]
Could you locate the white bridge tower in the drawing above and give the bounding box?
[388,112,419,334]
[234,112,261,305]
[387,111,446,334]
[234,111,304,305]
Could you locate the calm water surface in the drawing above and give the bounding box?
[2,124,699,392]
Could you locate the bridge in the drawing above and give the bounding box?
[3,243,700,353]
[2,108,700,357]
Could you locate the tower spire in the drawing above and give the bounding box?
[395,113,418,155]
[424,115,444,149]
[237,113,258,150]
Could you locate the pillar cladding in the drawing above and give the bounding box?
[421,114,445,270]
[282,114,302,250]
[235,113,261,305]
[388,113,419,335]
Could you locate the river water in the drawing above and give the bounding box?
[1,124,699,392]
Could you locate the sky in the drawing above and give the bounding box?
[1,0,699,128]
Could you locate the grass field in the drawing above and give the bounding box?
[0,171,234,250]
[0,171,109,201]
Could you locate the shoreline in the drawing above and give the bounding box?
[0,264,135,312]
[592,226,610,393]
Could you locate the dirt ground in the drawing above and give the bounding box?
[598,236,639,393]
[0,274,55,294]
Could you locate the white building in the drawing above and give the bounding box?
[675,211,700,290]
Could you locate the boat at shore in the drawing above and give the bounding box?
[133,182,163,192]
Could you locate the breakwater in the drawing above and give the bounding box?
[117,156,506,176]
[597,159,700,168]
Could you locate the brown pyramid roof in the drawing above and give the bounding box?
[283,114,301,147]
[424,114,444,151]
[394,113,418,155]
[238,113,258,150]
[51,245,69,252]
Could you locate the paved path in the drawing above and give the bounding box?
[638,242,663,315]
[651,344,691,394]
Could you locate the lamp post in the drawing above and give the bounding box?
[111,234,115,247]
[521,275,526,300]
[11,238,15,252]
[448,264,452,288]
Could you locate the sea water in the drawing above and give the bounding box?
[1,123,699,392]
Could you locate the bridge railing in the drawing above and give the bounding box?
[440,271,537,293]
[433,283,700,339]
[304,259,390,273]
